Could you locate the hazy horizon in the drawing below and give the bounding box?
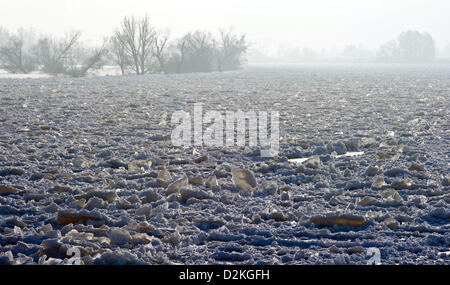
[1,0,449,54]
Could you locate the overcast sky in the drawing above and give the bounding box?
[1,0,449,51]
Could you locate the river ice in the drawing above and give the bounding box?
[0,64,449,265]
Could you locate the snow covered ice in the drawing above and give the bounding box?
[0,64,449,265]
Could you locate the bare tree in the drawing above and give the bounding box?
[174,31,215,73]
[116,17,140,74]
[114,15,156,75]
[137,15,156,74]
[109,35,128,75]
[153,30,169,73]
[65,39,108,77]
[34,31,106,77]
[164,29,248,73]
[34,31,81,75]
[174,34,190,73]
[214,28,248,71]
[0,29,36,74]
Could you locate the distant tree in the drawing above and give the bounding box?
[34,31,107,77]
[0,28,37,73]
[34,31,81,75]
[109,35,129,75]
[110,16,248,74]
[172,31,215,73]
[173,34,190,73]
[214,28,248,71]
[378,30,436,62]
[377,40,401,62]
[114,15,156,75]
[153,30,169,73]
[0,27,9,47]
[398,30,435,61]
[65,40,108,77]
[137,15,156,74]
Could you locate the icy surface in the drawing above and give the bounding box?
[0,64,449,265]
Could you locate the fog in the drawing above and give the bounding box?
[1,0,450,65]
[1,0,449,48]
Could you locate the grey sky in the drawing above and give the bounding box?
[1,0,449,51]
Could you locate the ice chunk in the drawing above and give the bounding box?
[38,224,53,234]
[107,227,133,246]
[384,218,399,230]
[92,250,147,265]
[409,163,425,172]
[84,197,105,210]
[105,159,128,169]
[336,151,364,158]
[288,157,309,164]
[0,251,15,265]
[179,188,212,201]
[344,140,360,150]
[303,156,322,169]
[0,168,24,176]
[329,142,347,155]
[132,233,152,244]
[231,168,257,190]
[24,193,47,202]
[346,246,365,254]
[56,210,105,226]
[66,229,94,240]
[49,185,73,193]
[157,169,172,181]
[258,181,278,196]
[76,190,117,203]
[135,205,152,216]
[205,175,218,187]
[329,245,340,253]
[391,177,413,189]
[0,185,18,195]
[127,194,140,204]
[359,196,378,206]
[164,176,189,195]
[266,210,289,222]
[366,166,380,176]
[140,189,162,203]
[188,177,205,185]
[384,167,407,177]
[371,176,386,189]
[127,163,141,173]
[194,154,209,163]
[381,190,403,203]
[311,214,366,227]
[164,230,181,245]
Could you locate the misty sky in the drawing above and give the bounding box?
[1,0,449,51]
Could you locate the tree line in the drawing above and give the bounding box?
[249,30,438,63]
[377,30,436,62]
[0,15,249,77]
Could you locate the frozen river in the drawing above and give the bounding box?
[0,63,449,264]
